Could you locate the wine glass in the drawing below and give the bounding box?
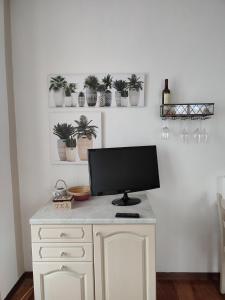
[161,121,170,140]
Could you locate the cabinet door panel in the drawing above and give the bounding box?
[93,224,155,300]
[33,262,94,300]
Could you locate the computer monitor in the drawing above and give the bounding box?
[88,145,160,206]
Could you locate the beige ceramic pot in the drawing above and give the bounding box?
[77,136,93,161]
[57,139,66,161]
[66,147,76,162]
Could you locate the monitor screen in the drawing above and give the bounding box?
[88,146,160,196]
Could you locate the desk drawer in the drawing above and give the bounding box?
[31,225,92,243]
[32,243,93,262]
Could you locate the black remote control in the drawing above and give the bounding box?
[115,213,140,218]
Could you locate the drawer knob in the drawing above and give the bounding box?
[60,251,67,257]
[60,232,66,238]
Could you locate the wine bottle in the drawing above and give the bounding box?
[162,79,171,104]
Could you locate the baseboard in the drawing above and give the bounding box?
[157,272,220,281]
[4,272,33,300]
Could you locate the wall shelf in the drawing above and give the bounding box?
[160,103,214,120]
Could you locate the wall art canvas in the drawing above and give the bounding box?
[48,73,145,108]
[49,111,102,164]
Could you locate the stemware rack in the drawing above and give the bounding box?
[160,103,214,120]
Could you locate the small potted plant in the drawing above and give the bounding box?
[113,80,128,107]
[53,123,75,161]
[84,75,99,106]
[78,91,85,107]
[65,137,76,162]
[74,115,98,161]
[69,83,77,107]
[64,84,72,107]
[97,84,106,107]
[102,74,113,106]
[127,74,143,106]
[49,75,67,107]
[121,89,129,107]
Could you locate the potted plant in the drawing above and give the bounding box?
[69,83,77,107]
[53,123,75,161]
[78,91,85,107]
[97,84,106,107]
[64,84,72,107]
[113,80,128,107]
[127,74,143,106]
[49,75,67,107]
[65,137,76,162]
[74,115,98,161]
[102,74,113,106]
[84,75,99,107]
[121,90,129,107]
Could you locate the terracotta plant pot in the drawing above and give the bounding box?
[66,147,76,162]
[57,139,66,161]
[77,136,93,161]
[86,87,97,107]
[129,89,140,106]
[115,91,121,107]
[53,88,64,107]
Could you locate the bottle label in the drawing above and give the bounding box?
[164,93,171,104]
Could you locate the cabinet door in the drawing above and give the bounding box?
[33,262,94,300]
[93,224,156,300]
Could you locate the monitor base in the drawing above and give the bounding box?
[112,192,141,206]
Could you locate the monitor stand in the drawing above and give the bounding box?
[112,192,141,206]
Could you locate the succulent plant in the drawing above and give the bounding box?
[84,75,99,90]
[97,84,106,92]
[121,90,128,97]
[127,74,143,91]
[113,80,128,93]
[65,83,76,96]
[74,115,98,140]
[49,75,67,91]
[53,123,75,140]
[102,74,113,91]
[79,91,85,97]
[66,137,76,148]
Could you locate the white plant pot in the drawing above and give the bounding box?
[121,97,128,107]
[64,96,72,107]
[78,95,85,107]
[86,87,97,107]
[98,91,105,107]
[105,91,112,106]
[71,93,77,107]
[53,89,64,107]
[66,147,76,162]
[115,91,121,107]
[129,89,140,106]
[57,139,66,161]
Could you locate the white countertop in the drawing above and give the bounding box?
[30,193,156,225]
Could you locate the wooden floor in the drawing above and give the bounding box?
[7,275,225,300]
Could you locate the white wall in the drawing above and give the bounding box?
[10,0,225,272]
[0,0,21,297]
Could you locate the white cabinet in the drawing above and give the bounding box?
[33,262,94,300]
[93,224,156,300]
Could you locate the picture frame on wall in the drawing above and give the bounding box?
[48,73,145,109]
[49,111,102,165]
